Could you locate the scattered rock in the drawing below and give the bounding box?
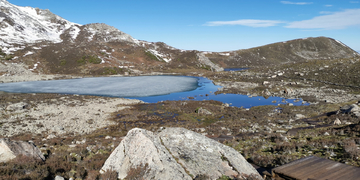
[47,134,57,139]
[0,138,45,162]
[284,88,293,95]
[334,118,341,125]
[197,107,212,115]
[295,114,306,120]
[263,81,270,85]
[222,103,230,107]
[101,128,262,180]
[5,102,29,111]
[54,175,65,180]
[276,130,287,133]
[340,104,360,117]
[263,89,271,96]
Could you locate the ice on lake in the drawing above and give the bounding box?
[0,76,199,97]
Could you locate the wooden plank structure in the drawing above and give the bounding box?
[272,156,360,180]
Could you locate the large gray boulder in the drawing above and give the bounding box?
[101,128,262,180]
[340,104,360,117]
[159,128,262,179]
[100,128,191,180]
[0,138,45,162]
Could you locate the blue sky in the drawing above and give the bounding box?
[8,0,360,52]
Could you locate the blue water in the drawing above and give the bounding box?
[0,76,308,108]
[129,77,308,108]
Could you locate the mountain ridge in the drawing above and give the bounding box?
[0,0,138,54]
[0,0,359,75]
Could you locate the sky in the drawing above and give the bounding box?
[7,0,360,52]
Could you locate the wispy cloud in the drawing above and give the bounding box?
[350,1,359,3]
[204,19,284,27]
[324,4,333,7]
[319,11,332,14]
[280,1,313,5]
[285,9,360,29]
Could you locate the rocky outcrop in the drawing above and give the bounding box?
[100,128,191,180]
[0,138,45,162]
[197,107,212,115]
[101,127,262,180]
[340,104,360,117]
[197,52,224,72]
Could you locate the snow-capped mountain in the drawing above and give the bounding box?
[0,0,138,54]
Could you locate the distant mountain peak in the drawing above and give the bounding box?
[0,0,138,54]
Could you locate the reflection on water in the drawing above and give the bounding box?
[0,76,309,108]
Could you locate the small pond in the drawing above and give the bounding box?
[0,76,308,108]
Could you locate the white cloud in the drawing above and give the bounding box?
[285,9,360,29]
[204,19,284,27]
[324,4,333,7]
[350,1,359,3]
[280,1,313,5]
[319,11,332,14]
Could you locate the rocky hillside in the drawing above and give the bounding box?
[205,37,360,68]
[0,0,210,75]
[1,0,359,76]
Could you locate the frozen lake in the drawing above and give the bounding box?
[0,76,308,108]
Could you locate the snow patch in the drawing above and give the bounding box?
[335,40,346,47]
[29,62,40,71]
[69,26,81,40]
[147,49,172,62]
[119,66,135,69]
[86,27,96,41]
[100,49,111,55]
[0,0,79,49]
[219,53,230,56]
[23,51,34,57]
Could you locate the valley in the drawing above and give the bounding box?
[0,0,360,179]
